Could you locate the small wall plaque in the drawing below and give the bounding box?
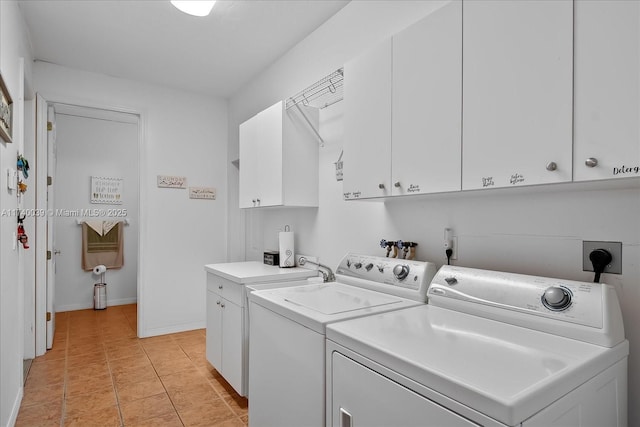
[157,175,187,188]
[189,187,216,199]
[0,73,13,143]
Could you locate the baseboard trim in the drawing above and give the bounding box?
[139,321,205,338]
[57,297,137,312]
[7,386,23,427]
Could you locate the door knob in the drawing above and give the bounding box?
[585,158,598,168]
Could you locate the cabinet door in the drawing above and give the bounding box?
[255,101,284,207]
[331,352,479,427]
[221,299,244,395]
[206,290,222,371]
[392,1,462,196]
[343,38,392,199]
[239,115,260,208]
[462,0,573,190]
[574,1,640,181]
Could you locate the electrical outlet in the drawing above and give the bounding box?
[582,241,622,274]
[451,236,458,260]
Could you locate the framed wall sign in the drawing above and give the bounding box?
[91,176,124,204]
[0,73,13,143]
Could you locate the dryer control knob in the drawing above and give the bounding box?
[541,287,572,311]
[393,264,410,280]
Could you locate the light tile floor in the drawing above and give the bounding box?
[17,304,248,426]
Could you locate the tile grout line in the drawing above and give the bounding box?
[103,309,127,427]
[60,313,70,427]
[138,335,187,426]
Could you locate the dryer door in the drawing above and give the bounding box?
[330,352,480,427]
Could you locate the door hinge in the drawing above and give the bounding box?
[46,312,52,322]
[47,250,52,260]
[47,176,53,186]
[47,121,53,131]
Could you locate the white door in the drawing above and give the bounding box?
[238,115,259,208]
[46,104,57,349]
[331,352,480,427]
[255,101,284,207]
[342,38,393,200]
[462,0,573,190]
[573,0,640,181]
[391,0,462,196]
[35,94,56,354]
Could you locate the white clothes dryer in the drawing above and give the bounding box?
[326,266,628,427]
[248,253,438,427]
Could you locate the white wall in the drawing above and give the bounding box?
[0,1,34,425]
[53,110,139,311]
[34,61,228,337]
[228,1,640,425]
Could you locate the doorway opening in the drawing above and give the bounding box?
[31,97,142,356]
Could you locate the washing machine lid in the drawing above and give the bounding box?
[249,283,422,334]
[326,305,629,426]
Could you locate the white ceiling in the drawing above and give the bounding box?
[18,0,350,98]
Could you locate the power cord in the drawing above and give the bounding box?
[589,249,612,283]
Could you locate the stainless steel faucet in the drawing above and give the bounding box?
[298,257,336,282]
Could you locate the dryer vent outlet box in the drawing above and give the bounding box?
[582,241,622,274]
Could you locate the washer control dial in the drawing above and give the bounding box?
[541,286,572,311]
[393,264,410,280]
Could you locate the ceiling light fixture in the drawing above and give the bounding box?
[171,1,216,17]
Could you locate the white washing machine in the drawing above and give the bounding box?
[248,253,439,427]
[326,265,629,427]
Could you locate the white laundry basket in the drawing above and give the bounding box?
[94,283,107,310]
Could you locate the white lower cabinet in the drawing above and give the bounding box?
[206,275,245,395]
[204,263,316,397]
[573,0,640,182]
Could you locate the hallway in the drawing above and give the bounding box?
[17,305,248,426]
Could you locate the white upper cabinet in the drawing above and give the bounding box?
[392,0,462,196]
[239,100,319,208]
[343,38,393,200]
[462,0,573,190]
[573,0,640,182]
[343,1,462,200]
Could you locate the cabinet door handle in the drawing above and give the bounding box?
[394,181,401,188]
[216,300,221,305]
[256,198,261,204]
[220,303,225,308]
[546,162,557,171]
[218,285,223,290]
[340,408,352,427]
[378,183,385,189]
[585,158,598,168]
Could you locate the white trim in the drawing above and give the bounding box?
[34,94,48,357]
[140,321,206,339]
[6,387,24,427]
[33,92,146,351]
[56,297,138,313]
[137,110,148,337]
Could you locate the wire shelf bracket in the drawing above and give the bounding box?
[286,68,344,147]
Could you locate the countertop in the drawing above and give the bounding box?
[204,261,317,284]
